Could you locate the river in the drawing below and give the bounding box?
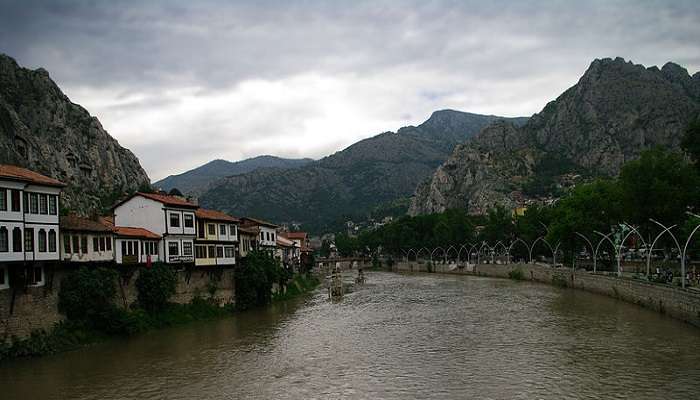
[2,271,700,399]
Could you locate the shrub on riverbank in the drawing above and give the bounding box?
[235,250,283,310]
[272,273,320,302]
[136,263,178,312]
[508,267,525,281]
[58,267,120,330]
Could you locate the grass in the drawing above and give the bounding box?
[508,268,525,281]
[273,274,320,302]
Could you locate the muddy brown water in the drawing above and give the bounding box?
[2,271,699,399]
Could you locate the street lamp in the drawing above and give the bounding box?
[647,219,681,279]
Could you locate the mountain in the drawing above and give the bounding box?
[199,110,527,232]
[409,57,700,216]
[0,54,150,213]
[154,155,314,195]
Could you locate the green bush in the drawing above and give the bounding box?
[508,267,525,281]
[136,263,177,313]
[58,267,119,325]
[235,250,283,310]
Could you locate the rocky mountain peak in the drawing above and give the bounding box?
[0,53,151,213]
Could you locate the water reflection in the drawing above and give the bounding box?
[1,272,699,399]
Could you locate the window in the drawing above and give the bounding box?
[146,241,157,256]
[168,241,179,256]
[25,228,34,252]
[39,194,48,214]
[272,233,275,242]
[208,224,216,235]
[216,246,223,258]
[170,213,180,228]
[48,230,56,252]
[29,266,43,286]
[99,237,105,251]
[38,229,47,252]
[195,245,206,259]
[184,214,194,228]
[198,221,205,238]
[225,246,235,258]
[30,193,38,214]
[12,227,22,252]
[106,237,112,251]
[260,232,264,241]
[0,266,7,289]
[266,232,270,241]
[92,237,98,252]
[23,193,28,214]
[0,227,8,252]
[64,234,71,254]
[0,189,6,211]
[183,242,192,256]
[127,241,134,255]
[72,235,79,254]
[80,236,88,254]
[208,245,216,258]
[48,195,57,215]
[121,241,126,256]
[230,225,237,237]
[11,190,20,212]
[220,224,227,235]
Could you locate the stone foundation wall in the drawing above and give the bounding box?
[392,261,700,328]
[1,265,236,341]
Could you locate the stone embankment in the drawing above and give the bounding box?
[0,267,235,340]
[392,261,700,328]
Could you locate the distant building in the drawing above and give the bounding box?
[194,208,239,267]
[112,192,198,265]
[238,225,258,259]
[240,217,278,255]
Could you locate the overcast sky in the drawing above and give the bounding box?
[1,0,699,180]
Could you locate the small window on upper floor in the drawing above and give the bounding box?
[0,189,7,211]
[39,194,48,215]
[208,224,216,235]
[48,195,57,215]
[11,190,21,212]
[220,224,227,236]
[230,225,237,237]
[184,214,194,228]
[170,213,180,228]
[30,194,38,214]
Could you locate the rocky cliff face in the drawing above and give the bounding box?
[410,57,700,215]
[199,110,527,232]
[0,54,150,213]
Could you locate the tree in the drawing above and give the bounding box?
[135,263,177,312]
[320,240,331,258]
[335,233,358,257]
[168,188,184,197]
[681,117,700,169]
[234,250,281,310]
[58,267,118,323]
[619,147,700,227]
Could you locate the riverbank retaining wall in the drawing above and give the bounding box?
[0,266,236,341]
[391,261,700,328]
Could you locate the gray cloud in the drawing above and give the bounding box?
[1,0,699,180]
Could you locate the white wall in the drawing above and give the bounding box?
[259,226,277,247]
[60,233,114,262]
[114,196,166,235]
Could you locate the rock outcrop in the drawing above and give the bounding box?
[410,57,700,215]
[0,54,150,213]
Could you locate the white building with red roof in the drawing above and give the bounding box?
[0,164,65,289]
[112,192,198,265]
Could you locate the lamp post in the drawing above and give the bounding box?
[647,219,681,280]
[594,231,618,275]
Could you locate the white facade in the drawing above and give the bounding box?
[258,226,277,247]
[115,237,161,264]
[60,232,114,263]
[195,216,238,267]
[0,181,61,263]
[114,194,196,264]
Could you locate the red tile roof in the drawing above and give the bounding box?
[0,164,65,187]
[136,192,198,208]
[241,217,278,228]
[60,214,113,232]
[113,226,161,239]
[285,232,308,239]
[195,208,239,223]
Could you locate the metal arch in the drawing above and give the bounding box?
[492,241,508,264]
[646,220,681,278]
[682,221,700,289]
[406,248,417,262]
[529,236,550,264]
[430,247,446,264]
[477,242,491,264]
[617,223,649,277]
[594,231,618,274]
[508,238,530,264]
[467,243,479,264]
[458,243,473,263]
[575,232,596,273]
[445,245,459,262]
[416,247,429,261]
